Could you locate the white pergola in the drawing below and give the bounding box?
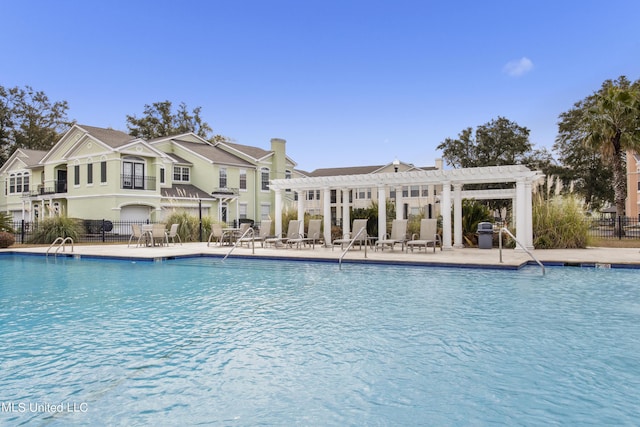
[270,165,544,250]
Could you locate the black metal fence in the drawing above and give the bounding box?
[9,219,158,244]
[7,216,640,244]
[585,216,640,240]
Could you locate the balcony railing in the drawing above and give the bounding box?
[27,180,67,197]
[121,174,156,190]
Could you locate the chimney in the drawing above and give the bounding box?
[271,138,286,179]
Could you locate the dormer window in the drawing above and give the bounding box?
[173,166,190,182]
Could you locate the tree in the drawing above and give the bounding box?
[437,116,553,170]
[126,100,226,141]
[556,76,640,224]
[437,116,554,217]
[0,85,71,166]
[551,123,613,210]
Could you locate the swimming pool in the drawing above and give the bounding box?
[1,254,639,425]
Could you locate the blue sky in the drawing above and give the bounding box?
[1,0,639,171]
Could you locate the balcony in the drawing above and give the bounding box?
[121,174,156,190]
[27,180,67,197]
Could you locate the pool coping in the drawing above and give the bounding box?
[3,243,640,270]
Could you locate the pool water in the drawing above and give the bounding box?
[0,255,639,426]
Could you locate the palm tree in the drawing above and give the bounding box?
[578,77,640,234]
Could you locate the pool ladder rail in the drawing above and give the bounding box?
[498,227,545,275]
[222,227,256,261]
[46,236,74,257]
[338,226,368,270]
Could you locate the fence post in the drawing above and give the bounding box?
[21,219,25,244]
[618,215,623,240]
[102,219,106,242]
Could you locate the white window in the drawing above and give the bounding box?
[261,168,269,191]
[260,204,271,220]
[239,203,248,219]
[239,169,247,190]
[173,166,190,182]
[285,169,291,192]
[219,167,227,188]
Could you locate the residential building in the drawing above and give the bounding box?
[296,159,444,225]
[0,124,296,225]
[626,150,640,219]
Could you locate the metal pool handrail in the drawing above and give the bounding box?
[46,236,74,256]
[222,227,255,261]
[499,227,545,275]
[338,226,368,269]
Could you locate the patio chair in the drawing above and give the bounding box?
[207,223,225,246]
[332,219,369,250]
[128,224,145,247]
[375,219,408,251]
[406,218,442,253]
[265,219,301,248]
[238,220,272,248]
[151,223,168,246]
[286,219,323,249]
[165,223,182,245]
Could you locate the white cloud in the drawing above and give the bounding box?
[503,57,534,77]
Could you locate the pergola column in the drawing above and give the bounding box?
[342,188,350,237]
[323,187,331,246]
[377,184,386,240]
[515,179,526,251]
[274,188,283,237]
[453,183,463,248]
[297,190,305,234]
[441,181,452,250]
[524,179,534,249]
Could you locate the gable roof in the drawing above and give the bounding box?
[220,141,272,161]
[76,124,135,148]
[172,139,253,167]
[0,148,48,174]
[308,165,385,177]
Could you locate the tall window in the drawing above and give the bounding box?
[23,174,29,192]
[219,167,227,188]
[101,161,107,183]
[239,203,248,219]
[173,166,190,182]
[160,167,165,184]
[260,204,271,220]
[87,163,93,184]
[285,169,291,192]
[123,158,145,189]
[261,168,269,191]
[74,165,80,186]
[239,169,247,190]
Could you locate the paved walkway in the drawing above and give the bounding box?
[5,242,640,269]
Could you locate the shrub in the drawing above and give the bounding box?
[0,212,14,233]
[0,231,15,248]
[28,217,83,244]
[164,211,213,242]
[460,200,493,247]
[533,193,591,249]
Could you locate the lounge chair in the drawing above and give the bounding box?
[375,219,408,251]
[332,219,368,250]
[406,218,442,253]
[286,219,323,249]
[165,223,182,245]
[238,220,272,248]
[265,219,301,248]
[128,224,145,247]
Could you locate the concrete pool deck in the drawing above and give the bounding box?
[4,242,640,269]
